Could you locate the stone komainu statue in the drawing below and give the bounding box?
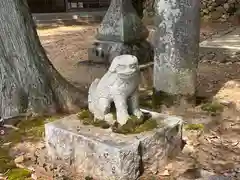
[88,54,143,125]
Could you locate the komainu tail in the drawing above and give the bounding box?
[88,78,100,113]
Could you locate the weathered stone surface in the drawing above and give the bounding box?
[45,110,183,180]
[152,0,200,97]
[88,0,152,65]
[96,0,148,43]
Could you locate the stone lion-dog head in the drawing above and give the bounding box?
[108,54,139,79]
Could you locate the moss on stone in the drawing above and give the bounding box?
[184,123,204,131]
[112,115,159,135]
[6,168,31,180]
[77,109,160,134]
[92,119,110,129]
[134,119,159,134]
[77,110,110,129]
[77,109,93,120]
[201,102,224,115]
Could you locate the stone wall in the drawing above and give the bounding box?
[143,0,240,21]
[201,0,240,21]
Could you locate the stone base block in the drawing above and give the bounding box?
[45,109,183,180]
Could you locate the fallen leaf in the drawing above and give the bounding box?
[14,155,24,164]
[159,169,170,176]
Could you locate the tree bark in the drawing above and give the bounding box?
[0,0,87,120]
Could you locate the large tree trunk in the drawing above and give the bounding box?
[0,0,87,120]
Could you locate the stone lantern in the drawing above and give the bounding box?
[88,0,153,65]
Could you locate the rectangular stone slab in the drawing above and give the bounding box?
[45,110,183,180]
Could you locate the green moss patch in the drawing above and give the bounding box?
[77,110,92,120]
[77,110,110,129]
[0,148,15,173]
[1,115,63,145]
[77,110,161,134]
[0,115,64,173]
[0,114,66,177]
[6,168,31,180]
[112,115,159,135]
[201,102,224,115]
[184,123,204,131]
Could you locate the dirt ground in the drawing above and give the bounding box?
[0,21,240,179]
[37,22,240,98]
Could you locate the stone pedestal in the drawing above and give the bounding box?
[152,0,200,105]
[88,0,152,64]
[45,109,183,180]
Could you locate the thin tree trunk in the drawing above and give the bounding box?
[0,0,87,120]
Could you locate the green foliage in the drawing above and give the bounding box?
[184,123,204,131]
